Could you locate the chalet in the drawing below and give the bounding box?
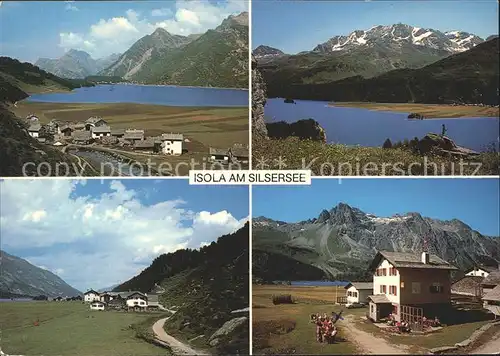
[72,131,92,144]
[345,282,373,305]
[124,129,145,143]
[99,292,113,303]
[90,301,106,311]
[126,292,148,311]
[229,146,249,164]
[160,133,183,155]
[466,265,499,278]
[111,128,125,138]
[483,285,500,319]
[60,125,74,137]
[367,250,457,323]
[84,289,100,303]
[134,139,157,151]
[209,147,230,164]
[91,126,111,139]
[28,123,41,138]
[85,117,107,130]
[451,275,484,297]
[481,271,500,295]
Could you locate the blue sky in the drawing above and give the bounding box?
[0,179,248,291]
[252,0,499,53]
[0,0,247,62]
[253,178,500,236]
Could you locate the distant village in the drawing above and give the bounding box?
[83,289,164,312]
[337,250,500,334]
[24,114,249,165]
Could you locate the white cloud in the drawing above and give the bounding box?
[57,0,247,58]
[151,8,173,17]
[0,180,246,291]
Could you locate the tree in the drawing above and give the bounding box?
[382,138,393,149]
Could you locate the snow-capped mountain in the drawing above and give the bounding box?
[313,23,484,54]
[253,45,285,59]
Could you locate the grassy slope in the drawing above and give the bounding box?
[0,302,167,356]
[252,137,499,175]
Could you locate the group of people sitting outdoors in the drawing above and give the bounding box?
[310,312,340,343]
[387,313,441,332]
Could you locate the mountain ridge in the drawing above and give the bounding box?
[0,250,81,298]
[253,203,500,281]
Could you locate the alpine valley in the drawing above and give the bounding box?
[252,203,500,282]
[36,12,249,88]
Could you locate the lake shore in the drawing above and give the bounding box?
[328,102,500,118]
[94,82,248,91]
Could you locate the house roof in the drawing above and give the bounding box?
[451,276,484,296]
[483,285,500,302]
[134,139,155,149]
[28,123,41,132]
[482,271,500,286]
[345,282,373,290]
[72,131,91,141]
[230,147,249,157]
[126,291,147,299]
[368,294,391,304]
[161,133,183,141]
[466,265,499,274]
[60,125,73,132]
[86,117,106,124]
[124,130,144,140]
[209,147,229,155]
[37,137,47,143]
[111,128,125,135]
[109,291,147,299]
[92,125,111,133]
[369,251,458,271]
[84,289,99,295]
[73,123,86,130]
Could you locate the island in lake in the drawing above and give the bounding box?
[1,5,249,177]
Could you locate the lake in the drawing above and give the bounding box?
[27,84,248,107]
[265,99,500,151]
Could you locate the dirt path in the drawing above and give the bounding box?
[152,318,208,355]
[470,329,500,354]
[341,315,410,355]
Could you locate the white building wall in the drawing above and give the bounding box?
[84,293,100,302]
[29,132,39,138]
[466,269,489,278]
[162,140,182,155]
[126,297,147,307]
[373,259,401,305]
[346,286,360,304]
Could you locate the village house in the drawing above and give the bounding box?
[483,285,500,319]
[466,265,499,278]
[73,123,86,131]
[345,282,373,305]
[28,122,41,138]
[229,146,249,164]
[125,292,148,311]
[84,289,101,303]
[451,275,484,297]
[60,125,74,137]
[481,270,500,295]
[90,301,106,311]
[91,125,111,139]
[85,117,107,130]
[209,147,230,164]
[124,129,145,143]
[160,133,183,155]
[367,250,457,323]
[72,131,92,144]
[134,139,158,152]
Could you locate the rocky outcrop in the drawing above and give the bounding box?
[416,133,479,157]
[251,56,268,140]
[208,316,248,347]
[266,119,327,143]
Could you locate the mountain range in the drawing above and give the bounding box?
[252,203,500,282]
[36,12,249,88]
[35,50,121,79]
[262,37,499,105]
[254,23,491,89]
[0,250,81,298]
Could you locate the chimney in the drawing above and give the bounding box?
[421,252,430,264]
